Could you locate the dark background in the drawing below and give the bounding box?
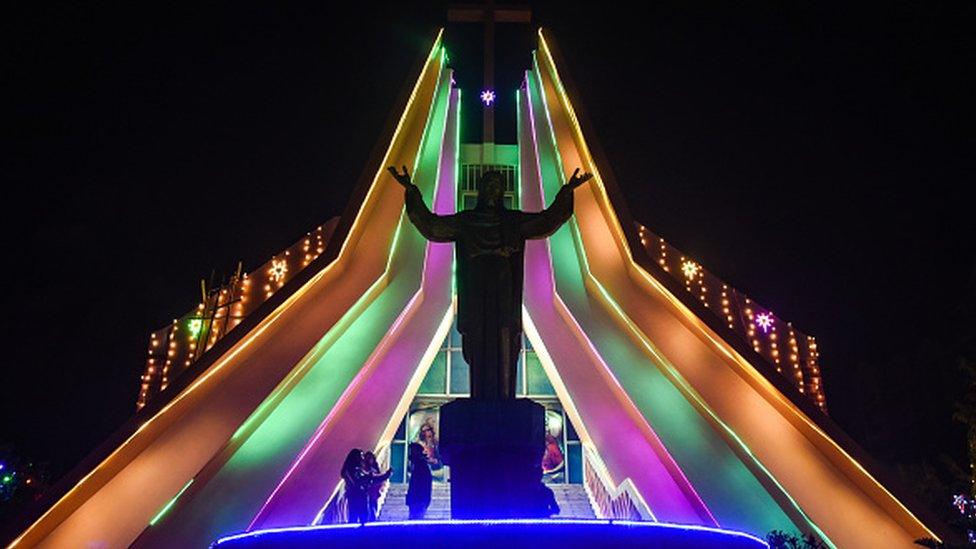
[3,0,974,526]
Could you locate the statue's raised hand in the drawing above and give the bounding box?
[566,167,593,189]
[387,165,413,188]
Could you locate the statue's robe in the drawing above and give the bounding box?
[403,183,575,399]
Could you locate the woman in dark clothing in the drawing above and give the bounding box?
[341,449,370,524]
[405,442,433,520]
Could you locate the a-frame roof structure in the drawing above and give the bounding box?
[6,28,947,549]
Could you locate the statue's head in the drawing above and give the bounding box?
[476,170,506,209]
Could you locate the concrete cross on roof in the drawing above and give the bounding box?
[447,2,532,144]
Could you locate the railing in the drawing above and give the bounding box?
[581,445,653,521]
[372,444,393,518]
[636,223,827,412]
[316,444,392,525]
[316,483,348,526]
[319,444,642,523]
[136,217,339,409]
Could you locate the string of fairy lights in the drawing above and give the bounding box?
[638,224,827,412]
[135,217,825,414]
[136,223,332,409]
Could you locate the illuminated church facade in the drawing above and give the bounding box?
[9,29,943,548]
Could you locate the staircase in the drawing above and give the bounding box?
[550,483,596,518]
[376,483,595,521]
[377,482,451,521]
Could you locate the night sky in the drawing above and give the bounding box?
[3,0,974,509]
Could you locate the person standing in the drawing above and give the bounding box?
[341,449,369,524]
[406,442,432,520]
[534,482,560,518]
[341,449,391,523]
[362,451,388,522]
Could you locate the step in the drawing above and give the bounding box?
[377,483,596,521]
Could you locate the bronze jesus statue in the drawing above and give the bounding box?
[388,165,592,400]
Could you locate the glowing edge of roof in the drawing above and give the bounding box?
[7,29,446,549]
[148,479,194,527]
[569,218,835,547]
[303,82,458,527]
[249,59,454,529]
[520,86,649,522]
[524,61,716,526]
[529,32,831,545]
[535,26,938,543]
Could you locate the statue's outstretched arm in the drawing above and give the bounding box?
[520,168,592,239]
[388,166,458,242]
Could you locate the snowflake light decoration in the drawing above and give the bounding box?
[681,260,700,280]
[480,89,496,106]
[269,259,288,283]
[755,313,774,333]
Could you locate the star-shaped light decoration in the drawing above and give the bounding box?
[187,318,203,338]
[955,494,967,514]
[681,260,700,280]
[755,312,774,334]
[269,259,288,283]
[480,89,496,106]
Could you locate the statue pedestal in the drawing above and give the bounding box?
[439,398,545,519]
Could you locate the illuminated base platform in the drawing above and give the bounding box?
[211,520,768,548]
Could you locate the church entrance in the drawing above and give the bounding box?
[387,316,584,487]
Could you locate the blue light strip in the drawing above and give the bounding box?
[212,519,768,547]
